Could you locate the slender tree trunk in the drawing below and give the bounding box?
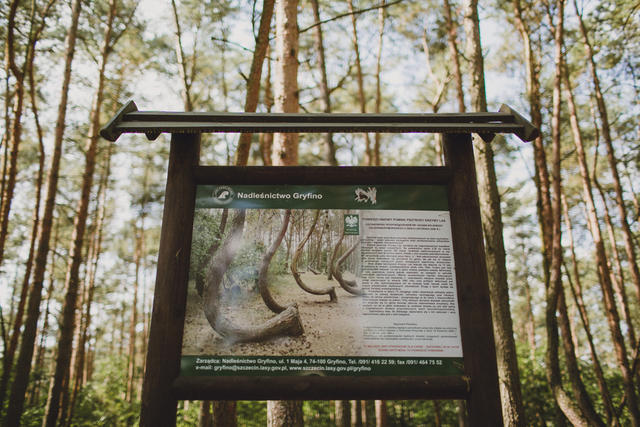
[235,0,276,166]
[4,0,82,423]
[310,0,337,165]
[373,2,385,166]
[268,0,304,422]
[0,0,26,270]
[574,0,640,335]
[463,0,524,423]
[212,401,238,427]
[562,194,617,425]
[171,0,194,112]
[444,0,464,112]
[351,400,362,427]
[375,401,388,427]
[561,49,637,425]
[0,1,46,404]
[43,1,116,424]
[346,0,372,165]
[260,48,274,166]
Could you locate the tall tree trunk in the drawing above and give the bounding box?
[373,2,385,166]
[43,1,116,424]
[267,0,304,422]
[544,3,592,424]
[310,0,337,165]
[67,143,111,427]
[346,0,372,165]
[212,401,238,427]
[0,0,26,269]
[574,0,640,332]
[0,0,47,404]
[235,0,276,166]
[463,0,524,424]
[562,194,617,425]
[171,0,194,112]
[443,0,464,112]
[260,49,274,166]
[561,48,635,425]
[375,401,388,427]
[351,400,362,427]
[4,0,82,424]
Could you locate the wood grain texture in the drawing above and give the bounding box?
[139,133,200,427]
[172,375,470,401]
[443,133,503,426]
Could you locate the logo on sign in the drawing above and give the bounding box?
[212,186,235,205]
[344,214,359,235]
[355,187,377,205]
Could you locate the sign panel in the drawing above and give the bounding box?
[181,184,463,378]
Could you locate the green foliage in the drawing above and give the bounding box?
[237,401,268,426]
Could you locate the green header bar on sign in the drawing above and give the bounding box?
[196,185,448,211]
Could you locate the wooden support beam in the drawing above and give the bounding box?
[139,133,200,427]
[443,133,503,426]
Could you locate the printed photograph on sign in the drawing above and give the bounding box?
[180,185,464,377]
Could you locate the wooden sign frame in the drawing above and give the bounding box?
[100,102,540,427]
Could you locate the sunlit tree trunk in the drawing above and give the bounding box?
[561,49,633,425]
[562,193,617,425]
[463,0,524,423]
[346,0,372,165]
[43,1,117,424]
[235,0,276,165]
[4,0,82,424]
[574,0,640,331]
[375,401,388,427]
[0,0,26,270]
[336,400,351,427]
[171,0,194,112]
[310,0,337,165]
[0,0,48,406]
[373,3,385,166]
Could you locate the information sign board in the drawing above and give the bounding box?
[180,184,464,380]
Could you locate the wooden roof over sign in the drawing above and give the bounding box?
[100,100,540,143]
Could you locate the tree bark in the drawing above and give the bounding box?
[463,0,524,423]
[347,0,372,165]
[4,0,82,424]
[43,1,117,424]
[202,209,304,342]
[310,0,338,165]
[375,401,388,427]
[268,400,304,427]
[336,400,351,427]
[0,0,48,406]
[235,0,276,166]
[212,401,238,427]
[259,210,295,313]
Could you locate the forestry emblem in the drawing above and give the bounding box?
[212,185,235,205]
[355,187,377,205]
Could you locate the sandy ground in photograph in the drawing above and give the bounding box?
[182,272,366,357]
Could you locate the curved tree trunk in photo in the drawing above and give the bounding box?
[292,210,337,302]
[202,209,304,343]
[259,210,295,314]
[196,210,228,297]
[331,228,363,296]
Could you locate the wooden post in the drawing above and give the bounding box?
[443,133,503,426]
[140,133,200,427]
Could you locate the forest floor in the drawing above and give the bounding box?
[182,271,367,357]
